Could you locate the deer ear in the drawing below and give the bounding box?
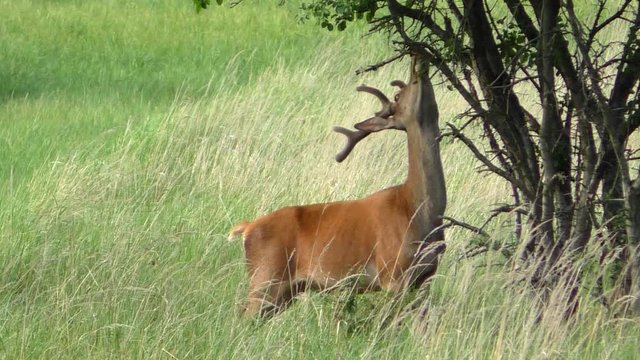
[354,116,395,132]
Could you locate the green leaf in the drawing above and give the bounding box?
[193,0,210,11]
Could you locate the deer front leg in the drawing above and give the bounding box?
[408,241,446,289]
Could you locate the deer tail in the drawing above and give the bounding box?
[228,221,250,241]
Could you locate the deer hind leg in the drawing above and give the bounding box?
[242,224,301,318]
[243,274,302,318]
[242,252,300,318]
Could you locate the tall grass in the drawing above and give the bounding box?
[1,0,639,358]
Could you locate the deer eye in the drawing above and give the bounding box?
[394,93,400,102]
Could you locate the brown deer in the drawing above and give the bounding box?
[229,56,447,317]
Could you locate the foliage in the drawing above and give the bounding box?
[298,0,378,31]
[192,0,221,11]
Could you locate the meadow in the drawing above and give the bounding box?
[1,0,639,358]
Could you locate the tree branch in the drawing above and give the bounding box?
[564,0,612,111]
[588,0,634,48]
[628,105,640,136]
[387,0,455,44]
[446,0,463,23]
[355,52,406,75]
[504,0,540,42]
[611,6,640,138]
[447,122,529,193]
[442,216,490,237]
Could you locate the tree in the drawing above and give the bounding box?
[195,0,640,315]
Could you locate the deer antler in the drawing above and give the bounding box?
[334,84,397,162]
[390,80,407,89]
[333,126,370,163]
[357,85,393,117]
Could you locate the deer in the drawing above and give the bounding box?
[229,56,447,317]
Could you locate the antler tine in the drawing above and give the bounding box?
[390,80,407,88]
[333,126,371,163]
[356,85,392,117]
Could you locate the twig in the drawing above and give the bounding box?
[464,246,489,259]
[442,216,490,237]
[588,0,633,47]
[447,122,529,193]
[355,53,406,75]
[478,203,529,233]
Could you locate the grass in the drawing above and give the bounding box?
[1,0,639,359]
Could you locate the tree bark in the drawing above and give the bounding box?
[538,0,574,266]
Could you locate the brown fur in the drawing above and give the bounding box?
[232,57,447,317]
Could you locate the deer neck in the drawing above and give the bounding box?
[402,77,446,238]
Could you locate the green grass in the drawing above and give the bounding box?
[0,0,347,188]
[1,0,639,359]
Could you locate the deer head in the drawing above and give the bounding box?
[333,79,417,162]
